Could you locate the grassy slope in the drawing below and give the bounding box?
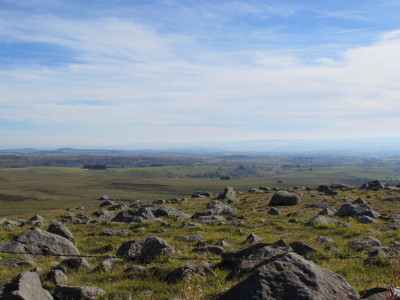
[0,182,400,298]
[1,165,400,217]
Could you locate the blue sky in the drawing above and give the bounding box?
[1,0,400,148]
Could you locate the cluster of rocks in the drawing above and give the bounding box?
[1,181,400,299]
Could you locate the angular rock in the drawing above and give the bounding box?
[53,285,106,300]
[0,271,53,300]
[197,215,226,224]
[267,208,280,215]
[47,221,76,244]
[306,215,339,225]
[330,183,350,190]
[107,203,128,211]
[243,233,261,244]
[216,239,231,248]
[305,201,330,209]
[124,265,147,274]
[269,191,302,206]
[116,236,174,261]
[28,215,46,224]
[347,236,382,251]
[100,258,124,272]
[289,241,317,256]
[150,206,190,219]
[191,191,212,198]
[176,235,203,242]
[357,215,378,224]
[101,229,129,237]
[220,242,282,269]
[208,201,237,215]
[47,269,68,284]
[363,247,400,258]
[248,188,264,194]
[60,257,90,271]
[216,252,359,300]
[111,207,156,224]
[317,185,330,192]
[166,262,216,284]
[316,236,334,245]
[98,200,118,207]
[336,198,374,217]
[192,246,224,255]
[382,195,400,202]
[324,246,339,253]
[225,244,292,281]
[0,258,35,268]
[360,180,387,191]
[92,210,116,222]
[218,186,237,203]
[318,208,337,216]
[324,188,339,196]
[0,228,79,255]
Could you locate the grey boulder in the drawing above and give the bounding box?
[53,285,106,300]
[216,252,359,300]
[116,236,174,261]
[0,271,53,300]
[0,228,79,255]
[269,191,302,206]
[47,222,75,244]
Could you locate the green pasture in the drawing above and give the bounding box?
[0,164,400,217]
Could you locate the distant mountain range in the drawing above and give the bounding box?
[1,137,400,156]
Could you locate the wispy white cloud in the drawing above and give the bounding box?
[1,2,400,146]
